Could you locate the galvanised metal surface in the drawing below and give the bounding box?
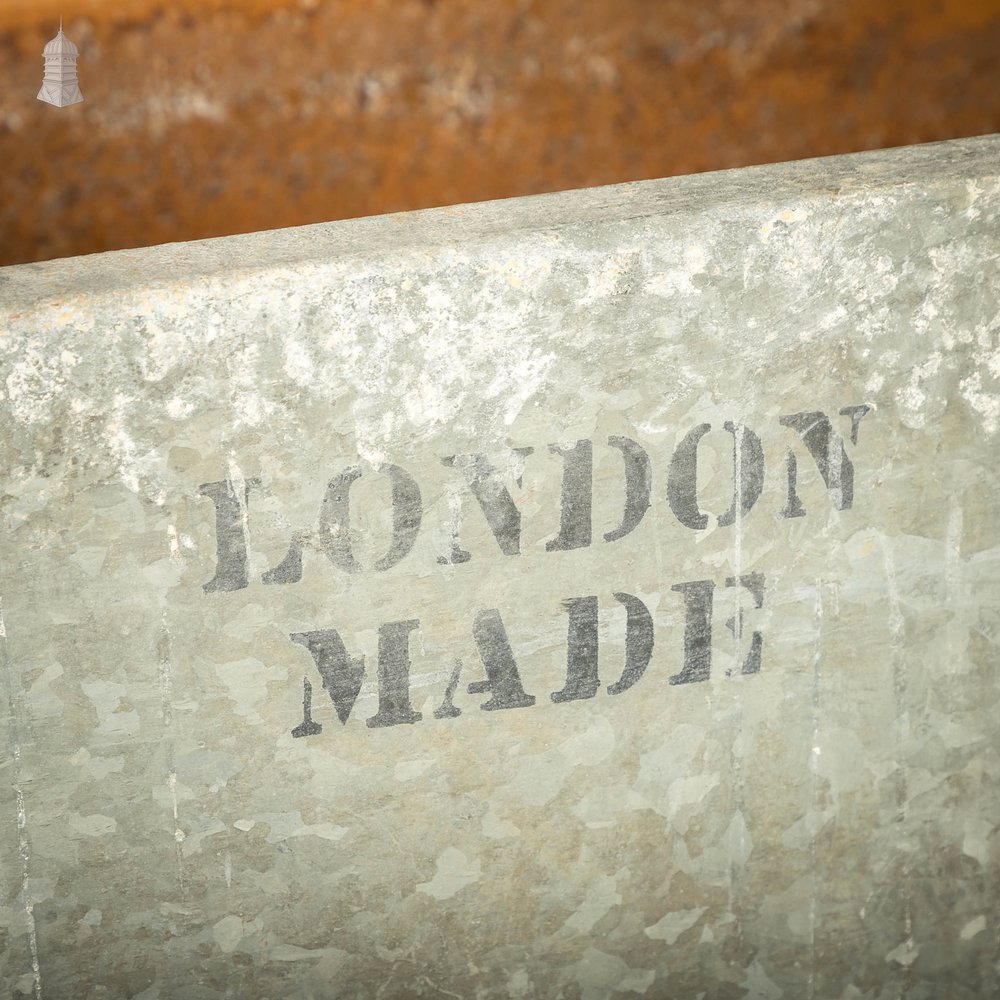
[1,136,998,998]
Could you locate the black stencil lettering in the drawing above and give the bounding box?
[840,404,872,445]
[606,592,655,695]
[433,659,463,719]
[199,477,260,593]
[263,530,309,585]
[604,437,652,543]
[439,517,472,566]
[552,596,600,703]
[781,450,806,519]
[717,421,765,527]
[668,423,763,531]
[366,619,423,728]
[373,466,423,571]
[319,464,423,573]
[780,410,860,515]
[725,573,765,676]
[470,609,536,711]
[669,579,715,685]
[441,448,533,562]
[667,424,711,530]
[291,628,366,725]
[545,440,593,552]
[291,677,323,738]
[318,466,364,572]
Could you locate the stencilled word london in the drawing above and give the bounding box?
[199,406,871,736]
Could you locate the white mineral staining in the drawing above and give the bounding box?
[583,251,642,303]
[895,352,943,430]
[416,847,482,901]
[818,303,849,333]
[5,346,74,424]
[137,316,185,383]
[282,336,314,385]
[496,350,553,427]
[152,776,194,813]
[885,938,920,967]
[960,369,1000,435]
[645,245,706,299]
[865,370,886,393]
[166,397,194,420]
[105,391,163,494]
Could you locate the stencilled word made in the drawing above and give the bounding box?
[288,576,763,736]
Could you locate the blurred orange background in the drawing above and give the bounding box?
[1,0,998,266]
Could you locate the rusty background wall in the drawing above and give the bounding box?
[1,0,999,266]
